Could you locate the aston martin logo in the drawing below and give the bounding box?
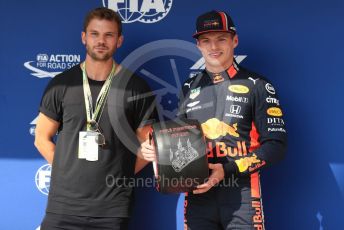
[170,139,198,172]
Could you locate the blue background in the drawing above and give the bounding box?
[0,0,343,229]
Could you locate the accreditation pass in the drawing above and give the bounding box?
[78,131,99,161]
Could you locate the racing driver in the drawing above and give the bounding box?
[141,10,287,230]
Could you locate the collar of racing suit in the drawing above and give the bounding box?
[205,59,240,84]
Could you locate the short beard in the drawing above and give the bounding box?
[85,43,113,61]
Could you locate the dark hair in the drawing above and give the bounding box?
[83,7,122,35]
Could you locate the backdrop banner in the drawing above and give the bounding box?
[1,0,344,229]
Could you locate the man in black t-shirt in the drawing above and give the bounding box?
[34,8,156,230]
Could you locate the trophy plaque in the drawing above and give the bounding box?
[151,119,209,193]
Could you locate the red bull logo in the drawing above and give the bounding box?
[212,73,224,83]
[235,154,261,173]
[207,141,248,158]
[201,118,239,139]
[252,200,264,230]
[248,160,266,173]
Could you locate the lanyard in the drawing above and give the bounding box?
[81,61,116,130]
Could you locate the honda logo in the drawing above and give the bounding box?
[230,105,241,114]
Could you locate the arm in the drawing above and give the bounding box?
[34,112,60,164]
[223,79,287,177]
[127,75,158,174]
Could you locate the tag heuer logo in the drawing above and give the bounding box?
[189,87,201,99]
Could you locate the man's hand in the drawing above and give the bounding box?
[193,163,225,194]
[135,126,156,174]
[139,139,156,162]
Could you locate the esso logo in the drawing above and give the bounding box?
[267,107,283,117]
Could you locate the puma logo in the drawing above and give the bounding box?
[248,77,260,85]
[184,80,193,88]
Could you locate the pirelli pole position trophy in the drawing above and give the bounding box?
[150,119,209,193]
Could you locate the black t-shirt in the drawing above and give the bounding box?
[39,64,156,217]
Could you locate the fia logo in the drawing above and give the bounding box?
[35,164,52,195]
[103,0,173,23]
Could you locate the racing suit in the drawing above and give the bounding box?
[178,60,287,230]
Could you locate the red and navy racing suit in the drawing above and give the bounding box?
[178,60,287,230]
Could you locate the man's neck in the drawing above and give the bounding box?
[206,59,234,74]
[84,57,115,81]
